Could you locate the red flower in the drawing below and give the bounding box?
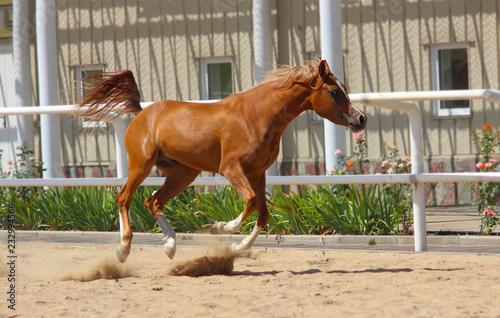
[476,162,485,169]
[483,124,492,130]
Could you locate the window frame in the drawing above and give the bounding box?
[75,65,107,129]
[430,43,471,117]
[200,57,234,100]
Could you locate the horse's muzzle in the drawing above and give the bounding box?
[347,112,367,132]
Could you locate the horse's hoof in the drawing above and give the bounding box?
[230,243,240,252]
[116,246,129,263]
[163,237,176,260]
[210,221,227,234]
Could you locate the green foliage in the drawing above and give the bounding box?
[267,186,324,235]
[331,133,413,235]
[381,142,413,234]
[129,186,160,232]
[314,184,401,235]
[0,142,46,203]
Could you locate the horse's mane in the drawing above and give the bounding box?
[264,60,320,90]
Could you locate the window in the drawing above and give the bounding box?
[201,58,233,100]
[0,4,13,43]
[431,44,470,117]
[75,66,106,128]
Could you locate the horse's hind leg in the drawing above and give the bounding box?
[144,164,200,259]
[115,157,157,262]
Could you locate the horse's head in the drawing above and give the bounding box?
[310,60,367,132]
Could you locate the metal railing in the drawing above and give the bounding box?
[1,89,500,252]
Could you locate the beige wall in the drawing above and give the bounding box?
[56,0,259,175]
[53,0,500,178]
[343,0,499,161]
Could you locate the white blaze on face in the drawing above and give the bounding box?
[335,79,363,114]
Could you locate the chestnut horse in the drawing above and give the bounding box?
[75,60,366,262]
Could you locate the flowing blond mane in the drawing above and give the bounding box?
[264,60,320,90]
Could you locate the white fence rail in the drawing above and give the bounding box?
[1,89,500,252]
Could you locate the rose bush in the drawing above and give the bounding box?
[470,124,500,234]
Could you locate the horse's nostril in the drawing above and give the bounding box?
[359,114,366,125]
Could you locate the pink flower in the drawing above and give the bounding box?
[20,161,26,166]
[485,162,493,169]
[488,210,494,216]
[398,163,404,168]
[483,210,488,216]
[476,162,485,169]
[354,133,363,141]
[488,159,497,164]
[407,161,412,167]
[335,149,342,156]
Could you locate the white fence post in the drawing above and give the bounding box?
[320,0,346,173]
[36,0,62,178]
[363,100,427,251]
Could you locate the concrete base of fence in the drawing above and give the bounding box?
[4,230,500,248]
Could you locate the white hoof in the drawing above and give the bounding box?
[231,242,250,252]
[230,242,240,252]
[210,221,227,234]
[116,246,129,263]
[163,236,176,260]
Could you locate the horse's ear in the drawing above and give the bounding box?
[318,60,331,79]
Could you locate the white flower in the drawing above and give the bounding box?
[335,149,342,156]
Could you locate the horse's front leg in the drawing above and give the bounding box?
[210,170,268,251]
[233,194,269,251]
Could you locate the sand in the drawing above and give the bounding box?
[1,243,500,318]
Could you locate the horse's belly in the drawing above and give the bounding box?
[157,138,221,173]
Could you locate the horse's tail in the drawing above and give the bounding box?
[74,70,142,122]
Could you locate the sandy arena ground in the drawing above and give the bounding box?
[1,242,500,318]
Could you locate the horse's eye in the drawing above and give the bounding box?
[329,90,338,99]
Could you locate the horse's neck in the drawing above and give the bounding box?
[257,84,312,131]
